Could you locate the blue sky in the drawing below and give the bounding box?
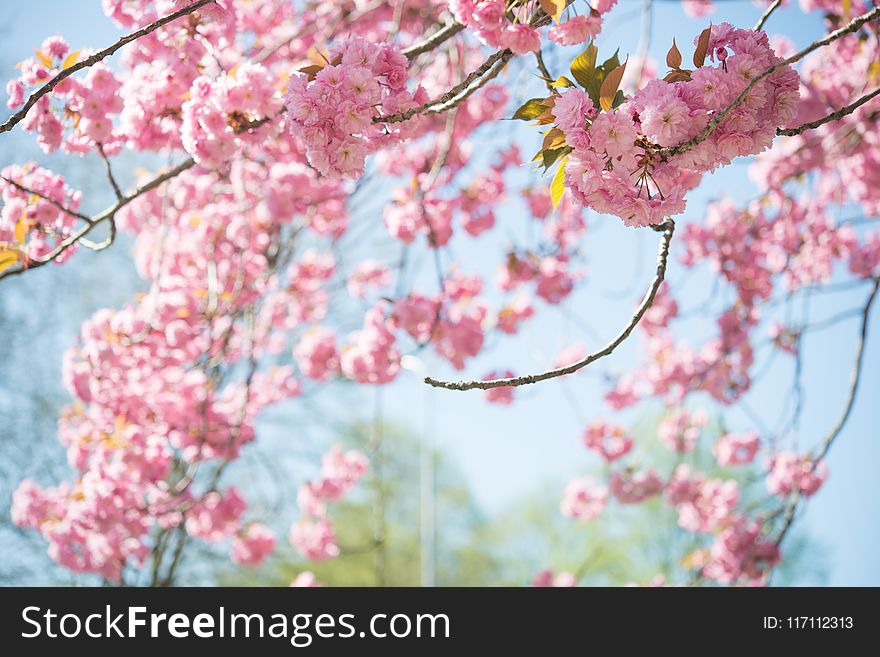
[1,1,877,585]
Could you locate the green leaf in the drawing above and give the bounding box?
[570,43,598,91]
[512,98,548,121]
[541,145,572,172]
[550,156,569,209]
[550,75,576,88]
[600,50,621,77]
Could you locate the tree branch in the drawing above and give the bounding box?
[0,158,195,281]
[534,49,555,94]
[773,275,880,548]
[754,0,782,32]
[375,48,514,125]
[0,0,214,135]
[427,51,513,116]
[424,219,676,390]
[776,87,880,136]
[97,143,124,201]
[402,21,466,60]
[661,6,880,159]
[0,176,92,223]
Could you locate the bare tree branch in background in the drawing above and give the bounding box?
[424,219,676,391]
[0,0,214,135]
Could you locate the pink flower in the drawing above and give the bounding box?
[500,24,541,54]
[289,517,339,560]
[583,421,633,462]
[532,569,577,587]
[704,516,779,585]
[552,89,594,135]
[483,371,515,404]
[347,260,391,299]
[231,523,276,566]
[658,409,707,452]
[290,571,323,587]
[496,296,534,334]
[676,478,739,533]
[561,476,609,521]
[589,112,638,159]
[766,452,827,498]
[185,488,247,542]
[714,432,760,466]
[294,328,339,382]
[548,15,602,46]
[610,469,664,504]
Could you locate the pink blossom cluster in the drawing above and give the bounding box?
[610,468,664,504]
[665,465,739,533]
[284,36,425,178]
[483,371,515,404]
[714,432,760,467]
[554,24,799,227]
[6,36,127,154]
[1,164,83,264]
[532,569,577,587]
[752,28,880,220]
[766,451,828,498]
[560,476,609,521]
[181,63,281,167]
[394,274,489,371]
[450,0,616,53]
[231,523,277,566]
[703,516,780,585]
[291,445,368,561]
[582,421,633,462]
[657,408,707,452]
[384,147,515,247]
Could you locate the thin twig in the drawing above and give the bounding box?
[0,158,195,281]
[0,0,214,135]
[534,49,555,93]
[0,176,92,223]
[424,219,676,390]
[773,275,880,548]
[777,88,880,136]
[97,143,123,200]
[661,7,880,159]
[427,51,513,115]
[402,21,466,60]
[754,0,782,32]
[376,49,514,124]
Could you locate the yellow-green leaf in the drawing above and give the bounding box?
[550,156,568,209]
[693,25,712,68]
[542,127,567,151]
[570,43,598,90]
[61,50,81,71]
[512,97,549,121]
[539,0,567,23]
[599,59,627,112]
[540,145,571,171]
[666,39,682,69]
[14,217,28,244]
[34,49,54,69]
[0,245,24,274]
[551,75,576,88]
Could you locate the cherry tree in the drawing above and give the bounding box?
[1,0,878,586]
